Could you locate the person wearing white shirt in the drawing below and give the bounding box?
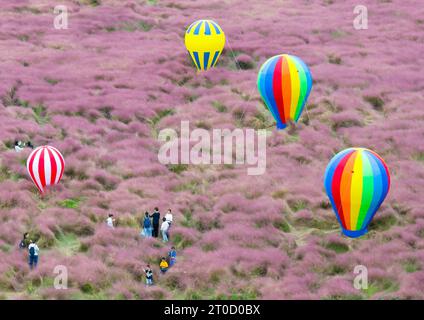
[164,209,173,240]
[14,141,24,153]
[28,240,40,269]
[106,213,115,228]
[165,209,173,224]
[160,217,170,243]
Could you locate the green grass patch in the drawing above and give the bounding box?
[328,54,342,65]
[330,29,348,38]
[273,219,290,232]
[369,214,397,231]
[227,288,260,300]
[201,243,216,252]
[364,95,384,111]
[185,290,202,300]
[180,209,194,228]
[65,167,88,181]
[247,110,274,129]
[80,0,101,6]
[172,233,193,249]
[325,264,347,275]
[171,180,201,194]
[325,242,349,253]
[288,199,308,212]
[17,34,29,42]
[365,278,399,298]
[326,294,363,300]
[0,244,11,253]
[211,101,228,113]
[99,106,113,119]
[25,277,55,295]
[167,164,188,174]
[58,198,83,209]
[56,232,81,256]
[271,189,287,199]
[44,77,60,85]
[0,165,14,182]
[412,152,424,163]
[32,104,50,125]
[402,259,421,273]
[120,20,153,32]
[251,264,268,277]
[150,109,175,126]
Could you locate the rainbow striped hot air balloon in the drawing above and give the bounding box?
[257,54,312,130]
[185,19,225,71]
[324,148,390,238]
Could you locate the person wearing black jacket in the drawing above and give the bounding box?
[19,232,29,249]
[150,207,160,238]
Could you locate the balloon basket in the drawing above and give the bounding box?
[276,123,286,130]
[342,228,368,238]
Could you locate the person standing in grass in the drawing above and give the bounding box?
[142,211,152,238]
[168,247,177,267]
[106,213,115,229]
[161,217,170,243]
[14,141,24,153]
[19,232,29,249]
[144,265,153,286]
[165,209,173,225]
[150,207,160,238]
[159,257,168,274]
[28,239,39,270]
[165,209,173,239]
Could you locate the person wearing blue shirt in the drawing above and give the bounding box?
[168,246,177,267]
[142,211,152,238]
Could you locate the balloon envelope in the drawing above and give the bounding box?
[257,54,312,130]
[27,145,65,193]
[185,19,225,71]
[324,148,390,238]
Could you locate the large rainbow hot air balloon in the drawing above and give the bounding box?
[27,146,65,193]
[257,54,312,130]
[324,148,390,238]
[185,19,225,71]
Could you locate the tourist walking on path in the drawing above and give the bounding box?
[28,239,39,270]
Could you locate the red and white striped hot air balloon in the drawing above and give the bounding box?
[26,146,65,193]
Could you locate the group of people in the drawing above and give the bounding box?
[14,140,34,152]
[106,207,177,286]
[144,246,177,286]
[20,207,177,286]
[107,207,174,243]
[19,233,40,270]
[141,208,173,243]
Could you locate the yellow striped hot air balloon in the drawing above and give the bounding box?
[185,19,225,71]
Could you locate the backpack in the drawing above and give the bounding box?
[29,246,35,256]
[143,217,151,228]
[19,240,26,249]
